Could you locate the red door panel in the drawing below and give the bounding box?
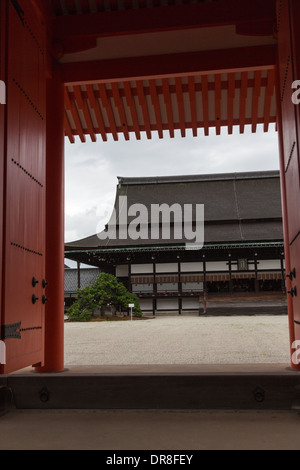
[277,0,300,368]
[284,149,300,244]
[0,1,46,374]
[289,237,300,342]
[0,1,6,338]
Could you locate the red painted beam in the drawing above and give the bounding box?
[74,76,270,101]
[61,45,277,86]
[52,0,276,43]
[70,115,277,140]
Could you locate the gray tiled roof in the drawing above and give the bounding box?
[65,170,283,249]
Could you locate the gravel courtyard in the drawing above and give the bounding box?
[64,315,292,366]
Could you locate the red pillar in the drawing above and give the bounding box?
[35,66,65,372]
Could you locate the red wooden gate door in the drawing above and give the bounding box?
[277,0,300,368]
[0,0,46,373]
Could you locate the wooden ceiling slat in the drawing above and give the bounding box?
[175,77,186,138]
[214,74,221,135]
[251,70,262,133]
[136,81,152,139]
[63,70,276,141]
[201,75,210,136]
[64,111,75,143]
[74,87,97,142]
[111,82,130,140]
[64,88,72,111]
[188,76,197,137]
[264,68,275,132]
[149,80,163,139]
[239,71,248,134]
[70,98,86,142]
[86,84,108,141]
[162,78,175,138]
[98,83,119,140]
[124,82,141,140]
[227,72,235,135]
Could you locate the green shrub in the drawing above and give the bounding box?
[66,272,142,321]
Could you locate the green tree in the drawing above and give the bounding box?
[66,272,142,321]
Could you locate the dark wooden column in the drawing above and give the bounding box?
[202,256,207,314]
[228,254,233,294]
[128,261,132,292]
[280,251,286,293]
[77,261,81,290]
[178,261,182,315]
[254,254,259,293]
[153,261,157,316]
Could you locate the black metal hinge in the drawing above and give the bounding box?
[1,321,21,340]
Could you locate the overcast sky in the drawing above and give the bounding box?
[64,123,280,246]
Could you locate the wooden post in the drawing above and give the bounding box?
[35,66,65,372]
[77,261,81,290]
[153,261,156,316]
[202,257,207,314]
[254,254,259,293]
[178,261,182,315]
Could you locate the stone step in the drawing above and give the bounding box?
[1,365,300,412]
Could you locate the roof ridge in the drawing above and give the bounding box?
[117,170,280,186]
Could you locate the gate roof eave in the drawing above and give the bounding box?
[37,0,278,141]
